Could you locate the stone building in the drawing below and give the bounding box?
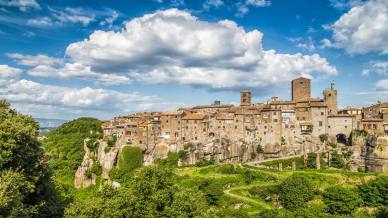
[101,77,388,170]
[292,77,310,102]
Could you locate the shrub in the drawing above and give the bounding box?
[155,152,179,168]
[195,159,214,167]
[376,206,388,218]
[90,163,102,176]
[319,134,328,143]
[118,146,143,171]
[249,184,279,200]
[217,164,235,174]
[256,144,264,154]
[358,176,388,207]
[178,150,188,160]
[307,152,317,169]
[330,152,345,169]
[199,180,224,205]
[322,186,362,215]
[279,174,314,210]
[328,143,337,148]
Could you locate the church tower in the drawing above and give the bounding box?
[323,81,338,115]
[240,90,251,106]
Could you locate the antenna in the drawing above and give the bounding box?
[330,80,335,90]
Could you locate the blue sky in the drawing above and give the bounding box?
[0,0,387,120]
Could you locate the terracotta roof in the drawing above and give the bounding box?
[295,103,310,108]
[192,104,233,109]
[182,113,208,120]
[269,100,295,105]
[216,113,234,120]
[310,101,327,107]
[362,118,383,122]
[126,121,141,126]
[160,111,185,116]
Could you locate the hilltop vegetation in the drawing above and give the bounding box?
[1,100,387,217]
[41,117,102,186]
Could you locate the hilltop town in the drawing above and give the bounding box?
[85,77,387,182]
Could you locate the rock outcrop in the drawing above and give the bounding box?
[74,139,97,189]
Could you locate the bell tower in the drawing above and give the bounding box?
[240,90,251,106]
[323,81,338,115]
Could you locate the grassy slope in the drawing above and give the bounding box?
[175,164,381,215]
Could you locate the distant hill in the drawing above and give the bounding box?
[37,118,67,132]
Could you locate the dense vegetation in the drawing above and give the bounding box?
[0,100,63,217]
[41,117,102,186]
[1,100,388,217]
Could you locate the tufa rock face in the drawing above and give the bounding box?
[364,136,388,173]
[74,139,97,189]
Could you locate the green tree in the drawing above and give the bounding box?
[358,176,388,207]
[119,146,143,171]
[0,100,63,217]
[323,186,362,215]
[330,152,345,169]
[279,174,314,210]
[199,180,224,205]
[166,189,207,217]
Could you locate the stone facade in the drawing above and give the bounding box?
[291,77,310,102]
[101,77,388,171]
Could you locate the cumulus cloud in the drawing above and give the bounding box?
[203,0,224,10]
[323,0,388,54]
[26,63,132,86]
[362,61,388,76]
[49,7,95,26]
[0,78,181,119]
[0,64,22,78]
[0,0,40,11]
[376,79,388,90]
[7,53,64,66]
[7,53,131,86]
[66,9,336,91]
[329,0,364,10]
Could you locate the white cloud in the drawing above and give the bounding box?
[49,7,96,26]
[325,0,388,54]
[7,53,131,86]
[27,16,53,27]
[99,10,119,27]
[246,0,271,7]
[203,0,224,10]
[0,0,40,11]
[362,61,388,76]
[7,53,64,66]
[329,0,364,10]
[0,65,22,78]
[26,63,132,86]
[376,79,388,90]
[66,9,336,91]
[0,78,181,119]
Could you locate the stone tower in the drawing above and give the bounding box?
[292,77,311,102]
[323,81,338,115]
[240,90,251,106]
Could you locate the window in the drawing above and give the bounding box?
[285,124,288,128]
[166,120,169,123]
[319,121,323,127]
[274,119,278,123]
[235,125,238,129]
[345,126,347,129]
[328,125,331,129]
[195,137,198,140]
[182,137,185,140]
[321,112,324,116]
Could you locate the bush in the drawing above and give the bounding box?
[155,152,179,168]
[358,176,388,207]
[307,152,317,169]
[178,150,188,160]
[199,180,224,205]
[195,159,214,167]
[328,143,337,148]
[256,144,264,154]
[90,163,102,176]
[249,184,279,200]
[319,134,328,143]
[376,206,388,218]
[279,174,314,210]
[217,164,235,174]
[330,152,345,169]
[322,186,362,215]
[118,146,143,171]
